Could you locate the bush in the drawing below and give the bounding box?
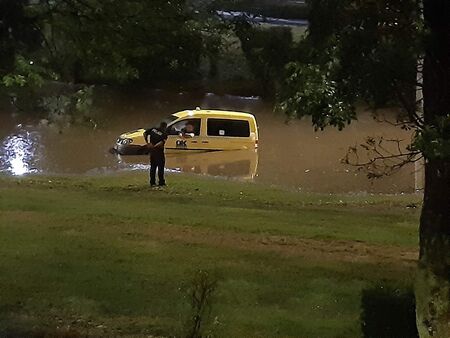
[361,285,418,338]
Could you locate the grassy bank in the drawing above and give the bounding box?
[0,173,421,337]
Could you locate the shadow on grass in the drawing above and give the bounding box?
[361,285,418,338]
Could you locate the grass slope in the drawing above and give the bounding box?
[0,173,421,337]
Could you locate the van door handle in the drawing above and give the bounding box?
[191,140,198,144]
[202,141,209,144]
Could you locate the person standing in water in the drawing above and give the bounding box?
[144,121,168,187]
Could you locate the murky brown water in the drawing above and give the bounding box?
[0,89,420,193]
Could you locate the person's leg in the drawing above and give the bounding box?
[158,155,166,186]
[149,155,157,186]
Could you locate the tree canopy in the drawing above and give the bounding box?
[278,0,422,130]
[0,0,224,85]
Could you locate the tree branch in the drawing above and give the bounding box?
[343,136,422,178]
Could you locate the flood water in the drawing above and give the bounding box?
[0,89,419,193]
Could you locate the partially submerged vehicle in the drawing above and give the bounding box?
[114,108,259,155]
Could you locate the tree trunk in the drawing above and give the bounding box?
[416,1,450,336]
[416,160,450,337]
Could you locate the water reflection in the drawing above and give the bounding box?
[0,128,40,176]
[118,150,259,180]
[168,150,258,180]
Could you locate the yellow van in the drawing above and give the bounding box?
[114,108,259,155]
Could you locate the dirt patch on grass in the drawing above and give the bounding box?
[127,225,418,266]
[0,211,50,223]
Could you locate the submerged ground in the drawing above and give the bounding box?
[0,173,421,337]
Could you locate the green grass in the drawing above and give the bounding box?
[0,173,421,337]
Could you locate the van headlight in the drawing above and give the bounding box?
[118,138,133,145]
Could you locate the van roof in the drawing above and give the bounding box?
[173,109,255,120]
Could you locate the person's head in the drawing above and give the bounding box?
[159,121,168,132]
[185,123,194,133]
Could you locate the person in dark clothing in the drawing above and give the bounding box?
[144,121,168,187]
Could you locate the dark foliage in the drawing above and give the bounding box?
[278,0,422,129]
[1,0,226,85]
[0,0,40,73]
[235,22,294,96]
[361,286,418,338]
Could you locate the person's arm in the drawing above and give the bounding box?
[180,130,194,138]
[153,140,165,148]
[153,133,167,148]
[143,130,154,149]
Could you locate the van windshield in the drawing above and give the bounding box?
[161,114,178,125]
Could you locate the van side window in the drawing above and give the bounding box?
[207,119,250,137]
[168,119,201,136]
